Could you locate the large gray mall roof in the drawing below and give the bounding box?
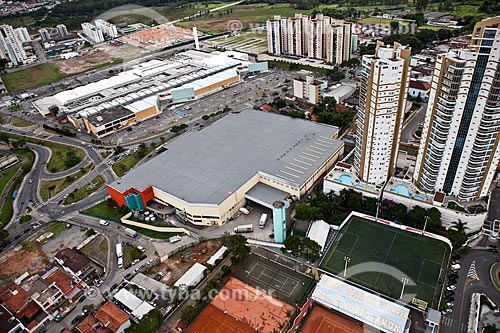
[110,109,342,204]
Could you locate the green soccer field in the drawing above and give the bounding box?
[319,216,450,308]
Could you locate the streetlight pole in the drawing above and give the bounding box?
[400,277,409,300]
[375,201,381,222]
[422,216,429,235]
[343,256,351,278]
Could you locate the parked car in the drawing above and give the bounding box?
[447,285,456,291]
[71,315,81,325]
[78,295,86,303]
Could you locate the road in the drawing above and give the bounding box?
[401,103,427,143]
[441,240,500,333]
[1,126,116,245]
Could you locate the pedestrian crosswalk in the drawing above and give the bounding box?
[441,316,468,332]
[467,260,479,280]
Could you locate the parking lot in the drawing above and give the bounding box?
[103,69,299,145]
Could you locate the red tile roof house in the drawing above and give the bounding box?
[76,314,110,333]
[0,284,42,330]
[55,248,96,281]
[94,301,131,333]
[408,80,431,101]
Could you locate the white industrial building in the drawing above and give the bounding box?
[353,42,411,185]
[206,246,228,266]
[81,22,104,43]
[113,288,154,319]
[34,50,254,137]
[174,263,207,289]
[306,220,330,251]
[95,19,118,38]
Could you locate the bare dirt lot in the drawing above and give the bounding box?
[80,234,108,267]
[97,42,150,61]
[149,240,222,285]
[0,247,49,285]
[54,50,117,75]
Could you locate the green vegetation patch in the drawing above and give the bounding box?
[320,216,450,308]
[125,308,163,333]
[125,224,179,240]
[64,175,105,204]
[0,165,20,197]
[11,117,34,127]
[2,63,67,92]
[177,3,312,33]
[491,262,500,291]
[40,165,93,202]
[19,215,32,224]
[0,132,85,173]
[82,199,129,222]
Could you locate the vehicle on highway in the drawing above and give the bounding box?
[99,219,109,226]
[31,222,41,229]
[28,179,32,184]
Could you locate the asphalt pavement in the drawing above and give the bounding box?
[401,102,427,144]
[441,238,500,333]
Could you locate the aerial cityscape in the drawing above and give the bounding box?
[0,0,499,333]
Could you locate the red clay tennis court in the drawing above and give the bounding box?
[185,304,256,333]
[301,305,365,333]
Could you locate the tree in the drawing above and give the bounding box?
[426,207,441,227]
[393,203,408,222]
[114,146,125,155]
[437,28,453,41]
[451,220,469,234]
[327,66,345,82]
[390,21,399,32]
[448,229,467,249]
[64,150,81,168]
[408,206,427,228]
[222,234,249,262]
[283,235,302,256]
[301,237,322,261]
[180,306,197,322]
[0,228,9,241]
[295,202,315,220]
[0,133,10,145]
[483,324,500,333]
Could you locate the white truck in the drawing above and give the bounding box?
[169,235,182,243]
[234,224,253,233]
[239,207,250,215]
[116,243,123,268]
[259,213,267,229]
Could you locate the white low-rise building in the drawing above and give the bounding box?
[174,263,207,289]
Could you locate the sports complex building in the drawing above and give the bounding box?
[33,50,268,137]
[107,109,344,242]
